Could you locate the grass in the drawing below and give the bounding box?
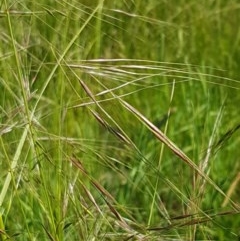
[0,0,240,240]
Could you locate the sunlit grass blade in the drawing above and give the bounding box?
[0,125,29,206]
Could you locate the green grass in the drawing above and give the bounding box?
[0,0,240,240]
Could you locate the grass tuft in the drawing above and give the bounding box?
[1,1,240,240]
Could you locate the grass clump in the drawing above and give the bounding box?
[0,0,240,240]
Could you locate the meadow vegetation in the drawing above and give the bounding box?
[0,0,240,240]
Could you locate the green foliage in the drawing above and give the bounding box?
[0,0,240,240]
